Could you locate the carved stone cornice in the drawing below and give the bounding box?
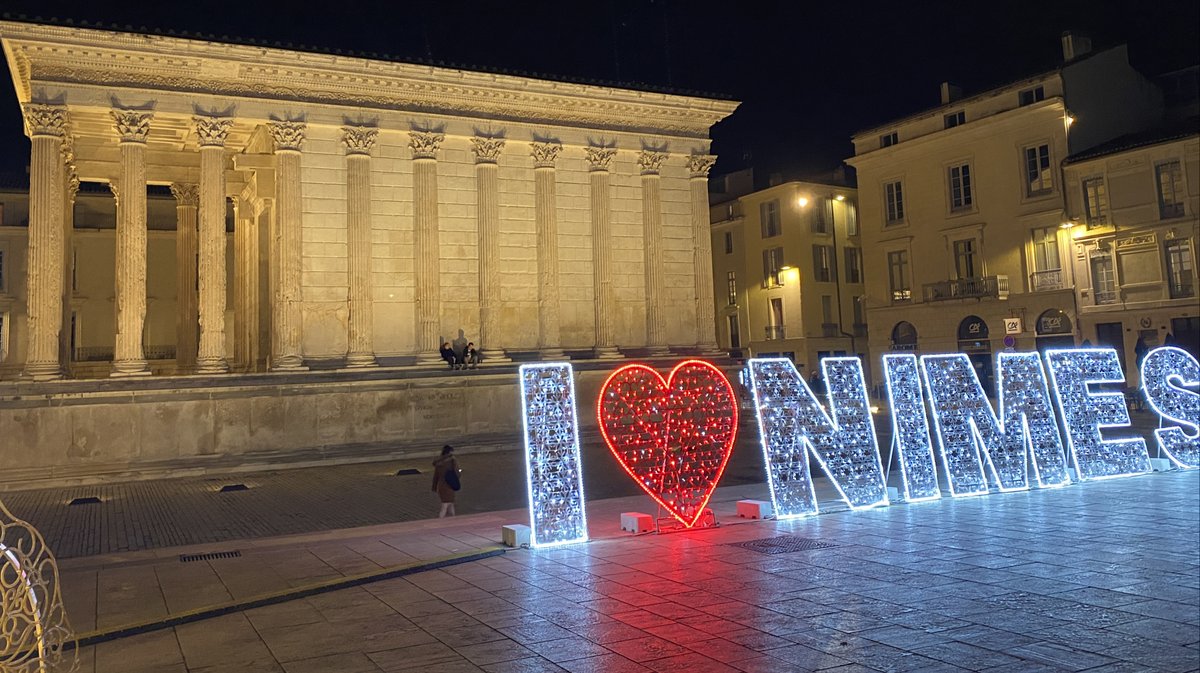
[409,131,444,159]
[686,154,716,177]
[530,142,562,168]
[67,174,80,200]
[170,183,200,206]
[193,116,232,147]
[637,150,668,175]
[585,146,617,172]
[268,121,306,152]
[342,126,378,156]
[471,136,505,164]
[22,103,67,137]
[111,109,152,143]
[0,24,739,140]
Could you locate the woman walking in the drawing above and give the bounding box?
[431,445,460,517]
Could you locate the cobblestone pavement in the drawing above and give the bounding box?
[60,469,1198,673]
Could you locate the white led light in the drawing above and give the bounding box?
[882,354,941,502]
[519,363,588,548]
[1044,348,1150,480]
[1140,346,1199,469]
[998,352,1071,488]
[748,357,887,518]
[921,354,1012,496]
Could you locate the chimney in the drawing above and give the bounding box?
[940,82,963,104]
[1061,31,1092,62]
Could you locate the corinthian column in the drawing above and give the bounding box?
[531,142,565,359]
[269,121,307,370]
[687,154,721,353]
[194,117,232,374]
[60,169,79,372]
[110,109,152,377]
[472,136,509,363]
[171,182,200,371]
[410,130,445,366]
[344,126,378,367]
[639,150,669,356]
[587,146,622,360]
[22,104,67,380]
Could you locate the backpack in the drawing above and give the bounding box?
[444,465,461,491]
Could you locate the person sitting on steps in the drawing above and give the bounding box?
[439,342,457,369]
[464,342,481,369]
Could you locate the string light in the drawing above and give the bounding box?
[1044,348,1150,480]
[748,357,887,519]
[1140,346,1199,468]
[882,354,941,502]
[597,360,738,528]
[519,363,588,548]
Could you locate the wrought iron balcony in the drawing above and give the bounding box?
[1030,269,1064,292]
[923,275,1010,302]
[1169,281,1195,299]
[764,325,786,340]
[891,289,912,303]
[1093,289,1119,305]
[821,323,839,338]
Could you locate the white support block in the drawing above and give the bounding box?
[886,487,900,502]
[620,512,654,533]
[1149,458,1174,472]
[736,500,773,520]
[502,524,531,548]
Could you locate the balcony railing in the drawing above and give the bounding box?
[821,323,839,338]
[852,323,868,338]
[1169,282,1196,299]
[73,345,177,361]
[923,275,1010,302]
[764,325,786,340]
[1030,269,1064,292]
[1094,289,1119,305]
[891,289,912,303]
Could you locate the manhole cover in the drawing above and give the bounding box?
[68,496,102,506]
[180,550,242,563]
[394,468,422,476]
[728,536,837,554]
[219,484,249,493]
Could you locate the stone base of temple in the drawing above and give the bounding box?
[592,346,623,360]
[195,358,230,375]
[538,348,567,360]
[344,353,378,368]
[110,360,152,377]
[644,345,672,357]
[22,362,62,382]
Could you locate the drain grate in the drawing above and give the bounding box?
[729,536,837,555]
[68,496,102,506]
[180,550,242,563]
[219,484,249,493]
[394,468,422,476]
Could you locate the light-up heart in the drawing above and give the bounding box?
[597,360,739,528]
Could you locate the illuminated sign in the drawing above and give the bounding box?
[519,363,588,548]
[1139,346,1199,468]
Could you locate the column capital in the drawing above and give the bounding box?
[470,136,505,164]
[585,146,617,172]
[530,141,562,168]
[686,154,716,178]
[637,150,668,175]
[111,109,152,143]
[170,183,200,206]
[22,103,67,137]
[268,121,306,152]
[409,131,444,159]
[193,116,233,147]
[342,126,378,155]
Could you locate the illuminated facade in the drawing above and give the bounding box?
[847,35,1165,389]
[709,181,865,373]
[1062,129,1199,381]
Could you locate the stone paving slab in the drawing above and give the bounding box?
[55,469,1200,673]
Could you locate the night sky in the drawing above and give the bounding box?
[0,1,1196,184]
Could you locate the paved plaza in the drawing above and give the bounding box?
[47,468,1200,673]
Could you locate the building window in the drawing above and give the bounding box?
[844,247,863,283]
[813,245,833,282]
[1030,227,1062,292]
[944,111,966,128]
[852,300,866,335]
[880,132,898,148]
[953,238,977,278]
[762,247,784,287]
[821,295,835,336]
[723,231,733,254]
[767,298,784,340]
[846,202,858,236]
[760,199,781,238]
[1156,161,1185,219]
[1091,252,1117,305]
[727,271,737,306]
[812,198,829,233]
[884,181,905,224]
[1024,144,1053,196]
[948,163,973,211]
[1018,86,1045,106]
[888,250,911,302]
[1083,177,1108,227]
[0,311,6,362]
[0,249,5,293]
[1166,240,1195,299]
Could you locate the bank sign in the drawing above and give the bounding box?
[517,346,1199,548]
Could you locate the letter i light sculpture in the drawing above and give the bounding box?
[598,360,738,529]
[519,363,588,548]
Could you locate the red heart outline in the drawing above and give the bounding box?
[597,359,739,528]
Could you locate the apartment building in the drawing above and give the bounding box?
[710,181,866,376]
[846,34,1164,389]
[1063,125,1199,380]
